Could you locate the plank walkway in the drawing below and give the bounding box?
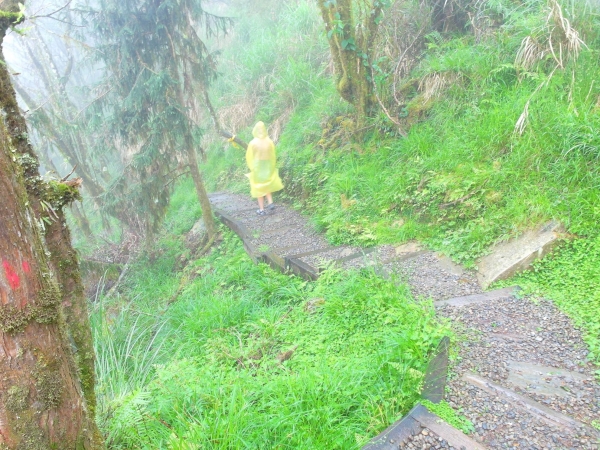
[209,192,600,450]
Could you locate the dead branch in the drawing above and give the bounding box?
[60,164,77,181]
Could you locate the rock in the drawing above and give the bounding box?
[394,241,422,256]
[476,221,567,288]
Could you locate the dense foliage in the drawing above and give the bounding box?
[78,0,230,236]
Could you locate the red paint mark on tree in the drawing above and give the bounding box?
[3,261,20,290]
[22,260,31,274]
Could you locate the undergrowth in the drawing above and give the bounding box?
[93,194,449,448]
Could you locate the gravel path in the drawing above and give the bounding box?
[439,295,600,449]
[342,244,397,269]
[300,245,362,268]
[402,428,464,450]
[384,252,482,301]
[209,192,600,450]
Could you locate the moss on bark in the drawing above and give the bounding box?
[34,365,64,410]
[6,385,29,412]
[317,0,384,124]
[0,284,61,333]
[0,10,22,33]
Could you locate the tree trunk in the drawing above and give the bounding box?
[317,0,384,121]
[185,131,217,240]
[176,84,216,240]
[0,104,96,450]
[0,7,103,448]
[45,205,100,428]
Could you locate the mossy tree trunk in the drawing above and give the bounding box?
[0,4,103,448]
[317,0,387,123]
[0,91,98,450]
[44,199,101,439]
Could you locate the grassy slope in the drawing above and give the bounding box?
[202,0,600,364]
[93,180,448,448]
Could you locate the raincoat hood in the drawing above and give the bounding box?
[252,121,268,139]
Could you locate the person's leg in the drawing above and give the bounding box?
[257,195,265,211]
[266,193,273,206]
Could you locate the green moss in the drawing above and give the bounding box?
[338,75,350,99]
[16,153,37,176]
[2,367,70,448]
[34,283,61,324]
[0,10,22,32]
[14,418,47,450]
[34,366,63,409]
[46,180,82,209]
[0,10,21,19]
[17,154,44,195]
[4,399,48,450]
[0,304,29,333]
[6,384,29,412]
[16,154,81,211]
[0,282,61,333]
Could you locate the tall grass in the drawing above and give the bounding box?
[93,227,447,448]
[92,298,175,445]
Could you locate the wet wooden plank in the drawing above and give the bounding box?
[435,286,520,308]
[422,336,450,404]
[286,256,319,281]
[411,404,487,450]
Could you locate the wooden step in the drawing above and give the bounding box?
[463,372,595,433]
[363,404,487,449]
[435,286,519,307]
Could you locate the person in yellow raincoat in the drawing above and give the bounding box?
[246,121,283,215]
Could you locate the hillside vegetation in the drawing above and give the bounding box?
[89,0,600,446]
[202,0,600,363]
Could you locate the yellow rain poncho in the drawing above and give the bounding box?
[245,122,283,198]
